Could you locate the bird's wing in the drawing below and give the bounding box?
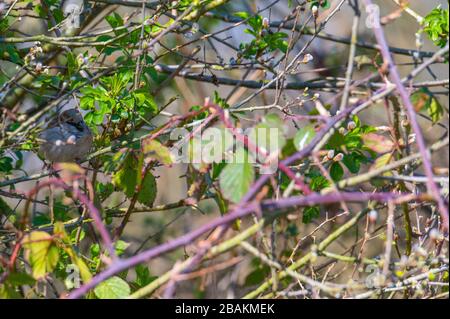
[45,115,61,129]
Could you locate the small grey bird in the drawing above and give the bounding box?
[38,108,93,163]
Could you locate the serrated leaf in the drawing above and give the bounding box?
[294,126,316,151]
[22,231,59,279]
[94,276,130,299]
[219,148,255,203]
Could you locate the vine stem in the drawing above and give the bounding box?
[363,0,449,231]
[67,191,413,298]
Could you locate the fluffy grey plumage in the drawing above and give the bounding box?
[38,109,93,162]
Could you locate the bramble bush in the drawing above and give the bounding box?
[0,0,448,299]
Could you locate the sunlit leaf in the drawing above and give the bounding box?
[219,148,255,203]
[294,126,316,151]
[94,276,130,299]
[22,231,59,279]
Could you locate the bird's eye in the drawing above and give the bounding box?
[67,120,84,131]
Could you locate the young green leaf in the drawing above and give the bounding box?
[219,148,255,203]
[294,126,316,151]
[94,276,130,299]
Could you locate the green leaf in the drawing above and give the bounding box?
[234,12,250,20]
[134,265,156,287]
[112,153,157,206]
[0,156,13,173]
[371,153,393,176]
[303,206,320,224]
[423,7,449,48]
[213,91,230,109]
[307,169,330,191]
[137,173,157,207]
[411,88,444,124]
[310,175,329,191]
[219,148,255,203]
[330,162,344,181]
[96,182,114,201]
[370,152,394,187]
[105,12,124,29]
[114,240,130,256]
[6,272,36,287]
[342,153,361,174]
[0,284,21,299]
[22,231,59,279]
[428,96,444,124]
[244,259,270,286]
[112,154,138,198]
[0,197,13,216]
[293,126,316,151]
[94,276,130,299]
[327,132,345,149]
[214,191,229,216]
